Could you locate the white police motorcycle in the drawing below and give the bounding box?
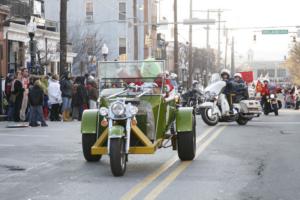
[199,74,262,126]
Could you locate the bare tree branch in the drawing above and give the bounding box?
[68,23,104,75]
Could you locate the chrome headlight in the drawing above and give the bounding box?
[111,102,126,116]
[270,94,275,99]
[99,107,108,116]
[129,105,138,115]
[205,91,218,100]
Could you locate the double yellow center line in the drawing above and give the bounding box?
[121,126,226,200]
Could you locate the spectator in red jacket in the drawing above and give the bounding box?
[261,80,271,108]
[261,80,270,96]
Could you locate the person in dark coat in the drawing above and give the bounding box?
[221,70,248,111]
[28,80,48,127]
[60,71,73,121]
[233,73,249,101]
[11,71,24,122]
[87,80,98,109]
[5,73,14,121]
[72,77,88,121]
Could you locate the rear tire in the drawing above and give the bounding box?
[236,117,248,125]
[82,134,102,162]
[177,115,196,161]
[201,108,219,126]
[273,104,279,116]
[110,138,127,177]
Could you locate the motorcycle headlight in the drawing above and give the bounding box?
[205,91,217,100]
[99,107,108,116]
[129,105,138,115]
[111,102,126,116]
[270,94,275,99]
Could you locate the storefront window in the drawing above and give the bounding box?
[8,41,24,73]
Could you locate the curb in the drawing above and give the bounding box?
[0,115,7,122]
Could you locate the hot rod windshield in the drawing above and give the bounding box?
[98,60,166,96]
[98,60,164,80]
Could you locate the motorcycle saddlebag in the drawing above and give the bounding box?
[239,100,262,114]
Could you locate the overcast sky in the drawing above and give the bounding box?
[159,0,300,62]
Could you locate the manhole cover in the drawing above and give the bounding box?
[0,164,26,171]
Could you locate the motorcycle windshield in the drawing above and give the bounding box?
[209,73,221,85]
[204,81,226,94]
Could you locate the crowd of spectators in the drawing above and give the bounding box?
[2,69,98,127]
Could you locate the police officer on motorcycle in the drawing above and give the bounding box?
[233,73,249,101]
[233,73,244,84]
[261,79,270,108]
[221,70,248,114]
[220,69,234,113]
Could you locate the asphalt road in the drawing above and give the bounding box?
[0,109,300,200]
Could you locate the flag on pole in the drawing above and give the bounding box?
[263,73,269,81]
[259,74,263,81]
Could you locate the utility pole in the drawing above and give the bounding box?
[188,0,193,87]
[205,10,210,88]
[231,36,235,76]
[173,0,178,76]
[217,9,221,69]
[60,0,67,76]
[206,10,210,49]
[224,27,229,68]
[133,0,138,60]
[0,45,3,115]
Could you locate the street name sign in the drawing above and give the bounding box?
[262,30,289,35]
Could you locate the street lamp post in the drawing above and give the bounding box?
[27,20,37,74]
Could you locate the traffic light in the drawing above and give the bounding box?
[293,36,296,43]
[253,34,256,42]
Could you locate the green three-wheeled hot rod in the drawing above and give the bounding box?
[81,60,196,176]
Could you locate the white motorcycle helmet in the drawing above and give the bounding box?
[234,73,242,79]
[220,69,230,78]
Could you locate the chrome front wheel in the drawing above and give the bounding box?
[201,108,219,126]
